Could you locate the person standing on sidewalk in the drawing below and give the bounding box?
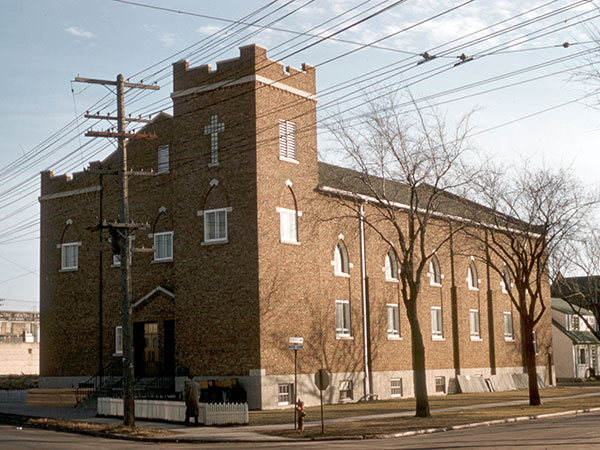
[184,375,200,426]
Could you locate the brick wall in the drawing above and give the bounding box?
[39,44,553,408]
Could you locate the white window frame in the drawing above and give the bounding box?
[503,312,514,341]
[339,380,353,400]
[469,309,481,340]
[114,326,123,356]
[431,306,444,340]
[390,378,403,397]
[277,207,301,244]
[204,208,228,244]
[112,235,134,267]
[428,255,442,287]
[333,242,350,277]
[279,119,298,163]
[570,314,580,331]
[157,144,169,174]
[501,266,511,294]
[384,250,398,282]
[579,347,587,365]
[60,242,79,271]
[386,303,401,339]
[153,231,173,262]
[336,300,352,338]
[277,383,293,406]
[435,376,446,393]
[532,330,538,355]
[467,260,479,291]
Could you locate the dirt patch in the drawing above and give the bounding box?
[0,414,176,439]
[29,417,177,438]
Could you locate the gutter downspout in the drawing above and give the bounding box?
[359,203,371,399]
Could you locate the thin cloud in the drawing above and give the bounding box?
[159,32,177,47]
[197,25,223,35]
[66,26,94,39]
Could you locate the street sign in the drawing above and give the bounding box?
[289,336,304,344]
[314,368,330,391]
[314,368,330,434]
[288,343,304,350]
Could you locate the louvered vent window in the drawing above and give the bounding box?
[279,119,297,161]
[157,145,169,174]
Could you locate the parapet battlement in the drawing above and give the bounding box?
[172,44,316,95]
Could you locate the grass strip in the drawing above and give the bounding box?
[264,394,600,439]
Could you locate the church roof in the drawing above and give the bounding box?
[316,162,531,230]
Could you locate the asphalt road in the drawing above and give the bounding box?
[1,411,600,449]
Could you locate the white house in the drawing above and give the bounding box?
[551,297,600,380]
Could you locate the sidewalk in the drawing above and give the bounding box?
[1,391,600,443]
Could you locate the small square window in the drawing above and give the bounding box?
[431,307,443,339]
[112,236,134,266]
[204,208,228,243]
[435,376,446,393]
[469,309,481,340]
[278,207,299,244]
[579,347,586,365]
[339,380,353,400]
[387,304,400,337]
[570,315,580,331]
[61,242,78,270]
[390,378,403,397]
[336,300,351,337]
[115,326,123,355]
[503,312,514,340]
[154,232,173,261]
[278,383,293,405]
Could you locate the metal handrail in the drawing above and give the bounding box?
[75,361,123,404]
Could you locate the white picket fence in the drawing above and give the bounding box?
[0,390,27,402]
[205,402,249,426]
[97,397,248,425]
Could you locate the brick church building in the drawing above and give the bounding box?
[39,44,553,409]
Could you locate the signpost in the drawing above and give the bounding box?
[314,368,330,434]
[289,337,303,429]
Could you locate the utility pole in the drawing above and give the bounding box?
[75,75,158,427]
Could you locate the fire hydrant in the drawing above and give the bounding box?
[296,398,307,430]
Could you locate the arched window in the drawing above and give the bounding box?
[334,241,350,276]
[502,265,511,293]
[467,260,479,290]
[429,255,442,286]
[384,249,399,281]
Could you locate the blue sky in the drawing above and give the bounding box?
[1,0,599,311]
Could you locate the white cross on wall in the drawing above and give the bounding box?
[204,115,225,165]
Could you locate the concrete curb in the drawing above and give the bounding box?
[2,406,600,443]
[374,407,600,440]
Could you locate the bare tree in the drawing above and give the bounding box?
[551,229,600,342]
[323,94,474,417]
[469,162,597,405]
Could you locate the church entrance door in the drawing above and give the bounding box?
[134,321,161,377]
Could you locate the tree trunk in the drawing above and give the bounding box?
[406,300,431,417]
[524,328,541,406]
